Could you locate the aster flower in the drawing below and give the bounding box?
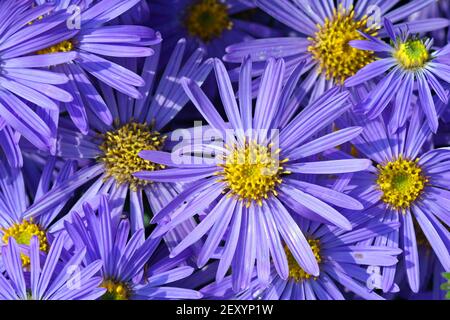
[224,0,447,108]
[149,0,280,59]
[33,0,162,133]
[0,155,104,265]
[337,99,450,293]
[201,215,401,300]
[0,233,104,300]
[134,57,372,290]
[65,196,203,300]
[0,1,79,155]
[345,19,450,133]
[46,39,212,242]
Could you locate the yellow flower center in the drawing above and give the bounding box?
[37,40,74,55]
[285,239,322,282]
[217,141,289,207]
[2,219,48,266]
[308,6,378,83]
[98,122,166,191]
[393,39,429,70]
[101,280,131,300]
[184,0,233,42]
[376,156,428,210]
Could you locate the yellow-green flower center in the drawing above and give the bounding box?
[101,280,131,300]
[98,122,166,191]
[286,239,322,282]
[184,0,233,42]
[308,6,378,83]
[2,219,48,266]
[37,40,74,55]
[394,39,429,70]
[376,156,428,209]
[217,141,289,207]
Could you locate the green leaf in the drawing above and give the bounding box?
[441,272,450,299]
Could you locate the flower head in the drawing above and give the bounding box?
[0,2,79,155]
[99,122,167,190]
[184,0,233,43]
[150,0,276,59]
[201,216,401,300]
[308,5,378,83]
[0,233,104,300]
[65,196,203,300]
[0,156,99,265]
[33,0,162,133]
[345,18,450,133]
[134,57,371,290]
[376,156,428,209]
[51,39,212,239]
[337,100,450,293]
[218,140,288,206]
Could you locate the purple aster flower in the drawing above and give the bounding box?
[0,155,104,266]
[0,233,105,300]
[134,57,372,290]
[201,215,401,300]
[149,0,281,59]
[345,19,450,133]
[0,2,79,155]
[33,0,162,134]
[45,39,212,243]
[65,195,203,300]
[224,0,447,106]
[336,98,450,294]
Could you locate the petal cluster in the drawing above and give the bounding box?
[0,0,448,301]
